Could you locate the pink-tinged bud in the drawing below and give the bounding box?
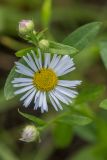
[19,20,34,35]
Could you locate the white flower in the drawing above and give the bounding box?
[19,125,39,142]
[12,49,81,113]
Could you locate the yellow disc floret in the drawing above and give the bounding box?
[33,68,58,91]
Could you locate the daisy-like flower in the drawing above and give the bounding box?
[12,49,81,113]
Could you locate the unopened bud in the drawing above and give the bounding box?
[19,20,34,35]
[39,39,49,50]
[19,125,40,143]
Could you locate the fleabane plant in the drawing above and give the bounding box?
[7,20,81,112]
[4,20,102,142]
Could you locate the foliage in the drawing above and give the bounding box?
[1,0,107,160]
[63,22,102,51]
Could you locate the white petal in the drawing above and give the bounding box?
[23,55,37,72]
[34,91,41,110]
[39,92,44,107]
[54,58,74,76]
[49,54,57,68]
[54,90,72,103]
[49,92,63,110]
[27,53,38,71]
[20,88,35,101]
[14,85,34,95]
[54,55,70,71]
[12,78,32,83]
[23,56,32,69]
[15,62,34,75]
[52,90,69,105]
[34,97,39,110]
[15,70,34,77]
[55,86,78,98]
[57,61,74,73]
[48,94,58,111]
[38,48,42,68]
[43,92,48,111]
[23,90,36,107]
[15,63,34,76]
[15,62,34,76]
[13,82,32,87]
[31,50,41,69]
[58,80,82,88]
[49,55,61,69]
[44,53,51,68]
[41,107,44,113]
[34,91,40,103]
[60,67,75,76]
[15,65,34,76]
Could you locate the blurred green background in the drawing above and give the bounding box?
[1,0,107,160]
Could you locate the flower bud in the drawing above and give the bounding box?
[19,125,40,143]
[19,20,34,35]
[39,39,49,50]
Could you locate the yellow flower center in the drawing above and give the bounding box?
[33,68,58,91]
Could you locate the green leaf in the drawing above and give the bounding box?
[49,41,78,55]
[0,89,18,112]
[71,103,94,119]
[18,109,46,127]
[15,47,37,57]
[4,58,24,100]
[53,123,73,148]
[76,84,105,104]
[56,113,92,126]
[100,99,107,110]
[4,65,17,100]
[100,41,107,69]
[74,125,96,142]
[70,147,103,160]
[63,22,102,51]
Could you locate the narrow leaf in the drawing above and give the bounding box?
[63,22,102,51]
[18,109,46,126]
[74,125,96,142]
[56,113,92,126]
[4,66,17,100]
[4,58,24,100]
[15,47,37,57]
[71,103,94,119]
[49,41,78,55]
